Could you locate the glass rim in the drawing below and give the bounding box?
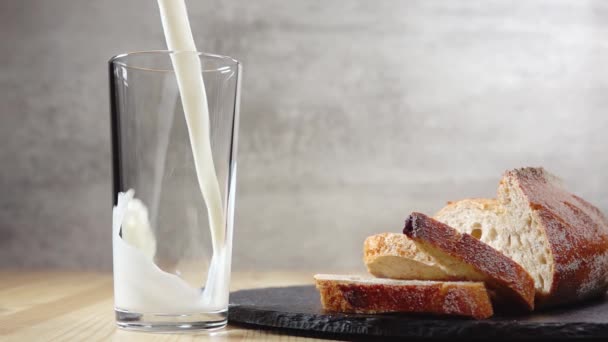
[109,50,240,73]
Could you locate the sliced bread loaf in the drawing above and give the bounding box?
[403,212,535,310]
[435,167,608,308]
[364,233,450,280]
[314,274,493,319]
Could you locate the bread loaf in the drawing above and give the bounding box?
[435,167,608,307]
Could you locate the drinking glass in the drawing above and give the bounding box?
[109,51,241,331]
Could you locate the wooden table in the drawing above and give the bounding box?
[0,270,329,341]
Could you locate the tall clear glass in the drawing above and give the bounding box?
[109,51,241,331]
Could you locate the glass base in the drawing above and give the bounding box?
[115,309,228,332]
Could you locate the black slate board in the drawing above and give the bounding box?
[228,285,608,341]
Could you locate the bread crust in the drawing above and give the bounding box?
[503,167,608,307]
[404,212,535,310]
[314,275,493,319]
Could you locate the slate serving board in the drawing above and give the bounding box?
[228,285,608,340]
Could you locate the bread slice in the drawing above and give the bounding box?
[434,167,608,308]
[314,274,493,319]
[364,233,451,280]
[403,212,535,310]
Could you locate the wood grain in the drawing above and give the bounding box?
[0,270,329,341]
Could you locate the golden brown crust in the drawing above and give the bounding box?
[314,275,493,319]
[403,212,535,311]
[503,167,608,307]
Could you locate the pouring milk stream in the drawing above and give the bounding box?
[113,0,229,313]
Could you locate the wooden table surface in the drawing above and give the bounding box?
[0,270,330,342]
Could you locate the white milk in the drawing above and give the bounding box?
[156,0,225,258]
[112,0,229,314]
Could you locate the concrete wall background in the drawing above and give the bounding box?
[2,0,608,272]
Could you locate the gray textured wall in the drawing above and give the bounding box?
[2,0,608,272]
